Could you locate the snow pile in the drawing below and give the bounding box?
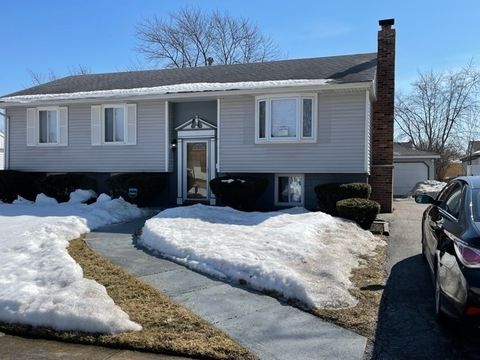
[0,194,144,333]
[0,79,333,104]
[139,204,384,309]
[35,193,58,205]
[407,180,447,198]
[68,189,97,204]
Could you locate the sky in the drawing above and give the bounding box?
[0,1,478,105]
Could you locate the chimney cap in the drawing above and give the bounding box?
[379,18,395,27]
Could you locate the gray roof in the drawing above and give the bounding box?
[394,142,440,158]
[3,53,377,98]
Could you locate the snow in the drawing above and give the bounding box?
[68,189,97,204]
[96,193,112,203]
[139,204,384,309]
[35,193,58,205]
[220,178,246,184]
[0,79,333,104]
[0,193,144,334]
[407,180,447,198]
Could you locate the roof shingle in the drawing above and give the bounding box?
[3,53,377,98]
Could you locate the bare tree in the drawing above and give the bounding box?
[395,63,480,179]
[136,7,281,68]
[28,65,91,85]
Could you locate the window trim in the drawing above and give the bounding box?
[101,104,127,145]
[36,106,60,146]
[255,94,317,144]
[274,174,305,206]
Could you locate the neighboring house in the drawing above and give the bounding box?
[0,19,396,211]
[0,132,4,170]
[393,142,440,196]
[461,140,480,175]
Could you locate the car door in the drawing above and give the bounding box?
[425,181,465,270]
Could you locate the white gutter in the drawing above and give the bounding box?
[0,80,375,107]
[394,155,441,160]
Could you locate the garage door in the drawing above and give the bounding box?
[394,162,429,196]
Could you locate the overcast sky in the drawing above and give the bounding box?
[0,0,478,97]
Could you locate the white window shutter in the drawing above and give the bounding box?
[91,105,101,146]
[26,108,36,146]
[126,104,137,145]
[59,107,68,146]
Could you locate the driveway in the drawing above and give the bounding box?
[373,199,480,359]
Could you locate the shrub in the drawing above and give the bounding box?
[105,173,166,207]
[210,176,268,211]
[0,170,44,203]
[314,182,371,215]
[336,198,381,230]
[39,173,98,203]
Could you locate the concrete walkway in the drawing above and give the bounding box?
[85,217,368,360]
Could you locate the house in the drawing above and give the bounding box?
[461,140,480,175]
[0,132,4,170]
[393,142,440,196]
[0,19,396,211]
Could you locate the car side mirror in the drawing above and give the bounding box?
[415,194,435,204]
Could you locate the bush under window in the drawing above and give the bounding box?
[314,182,371,215]
[210,176,268,211]
[39,173,98,203]
[336,198,380,230]
[0,170,44,203]
[105,173,166,207]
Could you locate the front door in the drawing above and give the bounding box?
[184,140,208,200]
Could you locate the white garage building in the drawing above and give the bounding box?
[393,142,440,196]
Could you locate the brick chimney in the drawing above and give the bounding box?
[370,19,395,212]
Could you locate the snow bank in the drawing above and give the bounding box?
[139,204,384,309]
[0,79,332,104]
[0,195,144,333]
[407,180,447,198]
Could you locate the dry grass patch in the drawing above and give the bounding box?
[0,238,255,360]
[313,243,386,338]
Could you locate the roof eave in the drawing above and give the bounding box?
[0,81,375,107]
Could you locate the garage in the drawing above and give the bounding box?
[393,143,440,196]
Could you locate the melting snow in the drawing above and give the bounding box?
[139,204,384,309]
[0,194,144,334]
[0,79,333,104]
[407,180,447,198]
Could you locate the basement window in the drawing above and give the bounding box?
[275,174,304,206]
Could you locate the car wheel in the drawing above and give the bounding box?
[434,263,447,323]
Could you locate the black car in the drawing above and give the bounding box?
[416,176,480,323]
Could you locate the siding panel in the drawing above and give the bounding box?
[219,91,368,173]
[8,100,166,172]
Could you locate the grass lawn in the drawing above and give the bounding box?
[313,243,386,338]
[0,238,255,360]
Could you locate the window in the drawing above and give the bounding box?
[275,174,304,206]
[440,182,464,219]
[103,106,125,143]
[38,109,59,144]
[256,94,316,143]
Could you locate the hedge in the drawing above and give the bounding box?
[0,170,44,203]
[105,173,166,207]
[336,198,380,230]
[210,176,268,211]
[314,182,371,215]
[39,173,98,203]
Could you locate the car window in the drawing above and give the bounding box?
[437,183,454,202]
[440,182,464,219]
